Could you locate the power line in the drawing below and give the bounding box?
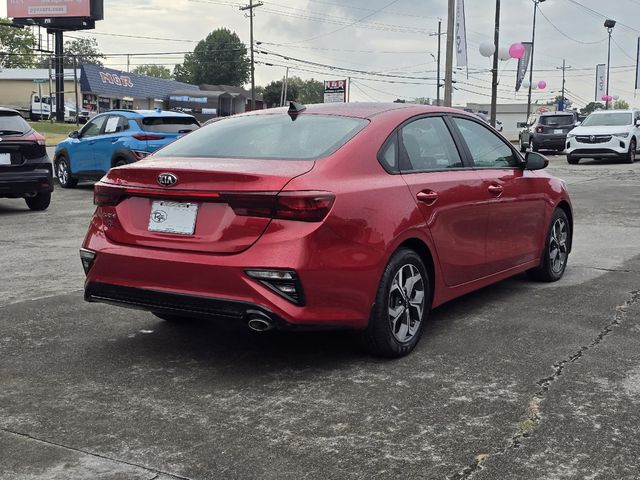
[537,6,606,45]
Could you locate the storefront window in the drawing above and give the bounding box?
[98,96,111,112]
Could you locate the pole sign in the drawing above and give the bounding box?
[455,0,468,68]
[595,63,606,102]
[7,0,91,18]
[515,42,532,92]
[324,80,346,103]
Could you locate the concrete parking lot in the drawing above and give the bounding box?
[1,155,639,480]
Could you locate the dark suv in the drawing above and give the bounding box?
[0,108,53,211]
[518,111,579,153]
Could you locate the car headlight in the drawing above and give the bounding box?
[567,133,576,138]
[613,132,629,138]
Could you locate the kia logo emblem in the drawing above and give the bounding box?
[157,173,177,187]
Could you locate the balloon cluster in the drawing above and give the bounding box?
[479,42,547,90]
[601,95,619,102]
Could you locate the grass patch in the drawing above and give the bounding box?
[28,121,78,146]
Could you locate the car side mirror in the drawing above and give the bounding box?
[635,119,640,127]
[69,131,79,139]
[524,151,548,170]
[517,122,527,128]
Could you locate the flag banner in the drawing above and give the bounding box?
[515,42,532,92]
[595,63,607,101]
[455,0,468,68]
[635,38,640,90]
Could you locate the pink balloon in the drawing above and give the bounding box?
[602,95,612,102]
[537,80,547,90]
[509,43,526,59]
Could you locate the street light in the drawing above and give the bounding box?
[604,19,616,110]
[526,0,546,123]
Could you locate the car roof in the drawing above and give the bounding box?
[590,109,636,114]
[105,109,196,119]
[243,102,471,120]
[540,111,574,116]
[0,107,21,115]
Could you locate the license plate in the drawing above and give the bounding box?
[554,129,563,134]
[0,153,10,165]
[148,201,198,235]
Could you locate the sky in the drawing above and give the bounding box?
[2,0,640,108]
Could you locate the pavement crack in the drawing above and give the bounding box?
[447,289,640,480]
[1,427,193,480]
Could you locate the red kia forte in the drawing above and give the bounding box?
[81,103,572,357]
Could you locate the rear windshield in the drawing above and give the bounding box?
[141,116,200,133]
[155,114,368,160]
[582,112,632,127]
[0,112,32,135]
[540,115,574,126]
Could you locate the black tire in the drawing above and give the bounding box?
[527,209,570,282]
[114,158,127,167]
[152,312,192,323]
[519,139,527,153]
[24,192,51,211]
[360,248,431,358]
[567,156,579,165]
[625,139,636,164]
[56,156,78,188]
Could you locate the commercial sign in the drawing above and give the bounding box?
[455,0,468,68]
[324,79,346,103]
[99,72,134,88]
[515,42,532,92]
[595,63,606,102]
[7,0,91,18]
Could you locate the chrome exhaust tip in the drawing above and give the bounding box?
[246,310,274,332]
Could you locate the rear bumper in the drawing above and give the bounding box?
[532,134,566,149]
[0,165,54,197]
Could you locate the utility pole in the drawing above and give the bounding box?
[436,19,442,106]
[444,0,455,106]
[240,0,263,111]
[526,0,545,122]
[490,0,500,128]
[556,59,571,111]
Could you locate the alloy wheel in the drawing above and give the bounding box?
[549,217,568,274]
[57,160,69,186]
[388,264,425,343]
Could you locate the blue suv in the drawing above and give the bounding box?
[54,109,199,188]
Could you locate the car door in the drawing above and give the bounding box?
[91,115,128,172]
[71,115,107,173]
[394,115,488,287]
[450,116,547,275]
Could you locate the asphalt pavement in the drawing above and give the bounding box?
[1,155,639,480]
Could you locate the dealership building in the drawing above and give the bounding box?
[0,65,263,120]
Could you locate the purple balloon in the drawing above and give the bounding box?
[509,43,526,59]
[538,80,547,90]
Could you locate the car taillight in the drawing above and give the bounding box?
[94,183,126,206]
[132,133,166,141]
[224,191,335,222]
[536,126,544,133]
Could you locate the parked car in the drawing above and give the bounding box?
[566,109,640,164]
[474,112,503,132]
[81,103,573,358]
[30,94,90,123]
[0,107,53,211]
[54,109,200,188]
[518,111,579,153]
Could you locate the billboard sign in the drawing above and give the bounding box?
[324,80,346,103]
[7,0,91,18]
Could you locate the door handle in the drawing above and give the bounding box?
[488,184,504,196]
[416,190,438,205]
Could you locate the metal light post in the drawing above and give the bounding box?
[526,0,545,122]
[604,19,616,110]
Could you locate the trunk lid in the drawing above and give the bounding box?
[97,156,315,254]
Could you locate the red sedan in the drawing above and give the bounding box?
[81,103,572,357]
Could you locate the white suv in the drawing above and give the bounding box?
[566,109,640,164]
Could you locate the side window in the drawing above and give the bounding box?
[400,116,463,172]
[452,117,519,168]
[81,116,107,138]
[378,133,398,172]
[104,115,121,134]
[118,117,130,132]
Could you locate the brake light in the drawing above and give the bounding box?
[132,133,166,141]
[94,183,125,206]
[225,191,335,222]
[536,126,544,133]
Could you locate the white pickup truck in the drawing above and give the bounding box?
[30,94,90,123]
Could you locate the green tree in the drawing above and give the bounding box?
[0,18,36,68]
[288,77,324,104]
[581,102,604,115]
[261,80,299,107]
[63,37,104,67]
[613,98,629,109]
[133,64,173,79]
[174,28,249,86]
